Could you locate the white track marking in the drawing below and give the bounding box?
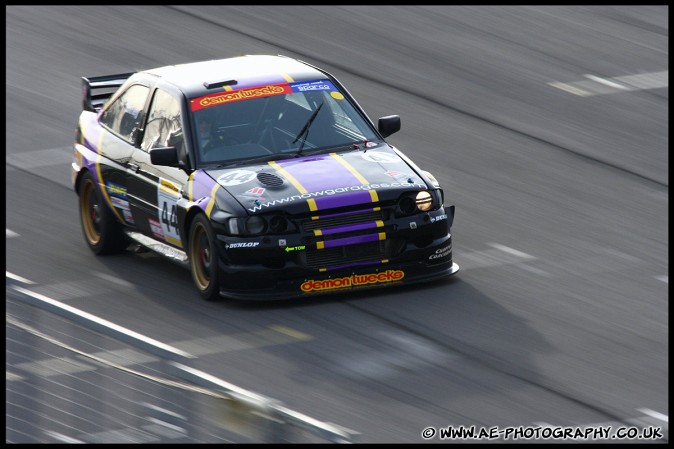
[6,271,36,284]
[584,74,628,89]
[549,70,667,96]
[487,243,535,259]
[458,243,536,271]
[44,431,86,443]
[655,275,668,284]
[638,408,668,423]
[6,229,19,238]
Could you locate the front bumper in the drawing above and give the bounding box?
[213,207,459,300]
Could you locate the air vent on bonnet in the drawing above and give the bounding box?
[257,172,284,187]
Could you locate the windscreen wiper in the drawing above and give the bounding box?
[292,101,324,156]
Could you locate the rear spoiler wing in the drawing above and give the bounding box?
[81,72,135,112]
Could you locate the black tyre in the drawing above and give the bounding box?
[78,172,127,255]
[188,213,222,301]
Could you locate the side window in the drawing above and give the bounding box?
[100,84,150,143]
[141,89,184,155]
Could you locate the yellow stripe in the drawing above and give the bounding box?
[280,72,294,83]
[205,183,220,217]
[373,207,381,212]
[316,241,325,250]
[188,173,194,202]
[375,220,384,228]
[378,232,386,240]
[313,229,322,237]
[369,189,379,203]
[311,215,319,221]
[160,179,180,196]
[330,152,369,184]
[268,160,317,211]
[95,149,126,224]
[268,161,307,193]
[223,85,234,91]
[381,259,389,263]
[319,268,327,272]
[166,236,182,246]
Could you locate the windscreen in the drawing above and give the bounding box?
[190,80,380,166]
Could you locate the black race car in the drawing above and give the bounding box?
[72,54,459,300]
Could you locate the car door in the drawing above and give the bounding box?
[126,87,188,248]
[96,83,151,228]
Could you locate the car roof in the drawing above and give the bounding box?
[143,54,328,98]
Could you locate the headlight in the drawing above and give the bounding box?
[227,214,291,236]
[397,190,439,216]
[269,215,288,233]
[415,191,433,212]
[245,216,267,234]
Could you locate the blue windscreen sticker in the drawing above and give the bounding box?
[290,80,337,92]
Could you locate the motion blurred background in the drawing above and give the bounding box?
[6,6,668,443]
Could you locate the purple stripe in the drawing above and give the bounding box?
[312,207,376,220]
[314,190,373,210]
[320,221,379,236]
[277,155,361,192]
[191,170,217,211]
[323,233,382,249]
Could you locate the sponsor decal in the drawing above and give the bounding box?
[290,80,337,92]
[410,222,417,229]
[122,209,135,225]
[217,170,257,186]
[247,182,424,212]
[284,245,305,253]
[226,242,260,249]
[428,245,451,260]
[110,196,130,211]
[384,171,403,178]
[191,83,292,111]
[157,178,181,245]
[330,91,344,100]
[106,182,127,198]
[361,151,400,163]
[245,187,266,196]
[300,269,404,293]
[148,218,164,240]
[278,239,287,247]
[430,214,448,223]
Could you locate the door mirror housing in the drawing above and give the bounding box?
[378,115,401,138]
[150,146,180,167]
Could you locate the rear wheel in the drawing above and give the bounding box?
[188,214,222,301]
[78,172,127,254]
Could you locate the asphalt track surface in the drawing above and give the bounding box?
[6,5,668,443]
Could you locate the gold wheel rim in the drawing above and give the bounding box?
[190,223,211,290]
[80,179,101,246]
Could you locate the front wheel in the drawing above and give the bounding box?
[78,172,127,255]
[188,214,222,301]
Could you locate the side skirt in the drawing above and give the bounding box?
[124,230,189,267]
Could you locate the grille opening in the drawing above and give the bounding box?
[257,171,284,187]
[303,241,386,269]
[301,209,385,232]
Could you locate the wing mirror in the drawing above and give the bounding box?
[378,115,401,138]
[150,146,180,167]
